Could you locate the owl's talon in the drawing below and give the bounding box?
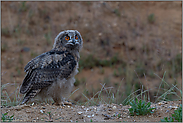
[63,101,72,106]
[52,102,60,106]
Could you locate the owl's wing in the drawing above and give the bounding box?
[20,50,77,94]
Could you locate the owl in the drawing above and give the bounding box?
[19,30,83,105]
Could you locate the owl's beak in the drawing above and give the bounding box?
[72,38,76,44]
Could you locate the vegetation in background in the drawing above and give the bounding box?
[1,83,21,107]
[113,9,120,17]
[148,13,155,24]
[1,28,10,37]
[31,51,39,58]
[79,54,124,70]
[44,32,52,46]
[1,42,8,52]
[154,71,182,103]
[19,1,28,12]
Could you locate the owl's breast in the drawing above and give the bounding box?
[67,62,79,79]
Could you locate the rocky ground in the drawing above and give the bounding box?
[1,100,181,122]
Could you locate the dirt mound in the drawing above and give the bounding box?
[1,100,181,122]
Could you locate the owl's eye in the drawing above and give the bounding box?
[65,36,70,41]
[75,35,78,40]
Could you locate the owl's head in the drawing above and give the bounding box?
[53,30,83,52]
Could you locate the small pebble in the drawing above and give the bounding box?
[98,33,102,36]
[172,106,178,109]
[42,107,46,109]
[40,110,44,113]
[31,102,34,106]
[168,106,172,108]
[166,110,169,113]
[78,111,83,115]
[93,107,97,111]
[112,106,117,110]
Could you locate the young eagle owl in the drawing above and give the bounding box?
[20,30,83,105]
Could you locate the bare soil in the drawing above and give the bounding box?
[1,100,181,122]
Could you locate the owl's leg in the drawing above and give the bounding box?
[52,97,72,106]
[52,97,63,106]
[52,101,72,106]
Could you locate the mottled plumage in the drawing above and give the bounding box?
[20,30,83,105]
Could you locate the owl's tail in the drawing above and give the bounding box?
[20,89,41,105]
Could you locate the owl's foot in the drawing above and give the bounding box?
[52,101,72,106]
[63,101,72,106]
[52,102,61,106]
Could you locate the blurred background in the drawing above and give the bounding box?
[1,1,182,106]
